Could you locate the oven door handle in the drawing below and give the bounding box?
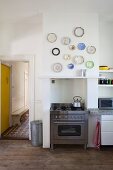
[53,122,85,124]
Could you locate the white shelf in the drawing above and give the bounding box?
[38,75,99,79]
[98,85,113,87]
[99,70,113,73]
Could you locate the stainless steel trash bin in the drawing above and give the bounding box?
[30,120,42,147]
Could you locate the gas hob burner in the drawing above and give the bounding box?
[52,104,71,111]
[60,105,71,111]
[50,103,84,111]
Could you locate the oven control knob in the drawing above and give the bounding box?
[77,116,80,120]
[55,115,58,119]
[72,116,74,119]
[65,115,68,119]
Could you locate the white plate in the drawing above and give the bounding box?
[62,37,71,45]
[52,63,62,72]
[74,56,84,64]
[63,54,71,60]
[74,27,84,37]
[47,33,57,43]
[69,44,76,50]
[85,61,94,69]
[86,46,96,54]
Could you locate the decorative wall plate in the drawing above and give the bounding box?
[74,27,84,37]
[52,63,62,72]
[77,43,86,50]
[69,44,76,50]
[86,46,96,54]
[85,61,94,69]
[47,33,57,43]
[52,48,60,56]
[67,63,74,69]
[62,37,71,45]
[63,54,71,60]
[74,56,84,64]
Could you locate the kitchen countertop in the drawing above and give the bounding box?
[88,108,113,115]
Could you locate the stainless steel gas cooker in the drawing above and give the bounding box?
[50,103,89,149]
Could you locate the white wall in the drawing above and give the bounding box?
[42,12,99,148]
[43,13,99,77]
[0,12,100,148]
[0,14,43,121]
[50,79,87,105]
[99,17,113,67]
[0,23,13,55]
[99,17,113,98]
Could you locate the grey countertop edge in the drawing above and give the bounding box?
[88,108,113,115]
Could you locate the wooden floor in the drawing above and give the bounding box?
[0,140,113,170]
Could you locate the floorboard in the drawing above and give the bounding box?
[0,140,113,170]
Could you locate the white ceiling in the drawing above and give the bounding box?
[0,0,113,22]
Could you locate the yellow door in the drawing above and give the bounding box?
[1,64,10,133]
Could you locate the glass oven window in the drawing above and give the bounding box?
[58,125,81,136]
[101,100,112,107]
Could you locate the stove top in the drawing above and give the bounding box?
[50,103,84,111]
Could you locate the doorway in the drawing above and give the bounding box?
[2,61,29,139]
[0,55,35,140]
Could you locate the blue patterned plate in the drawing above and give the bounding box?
[77,43,86,50]
[67,63,74,69]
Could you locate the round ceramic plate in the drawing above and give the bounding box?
[62,37,71,45]
[53,63,62,72]
[69,44,76,50]
[74,56,84,64]
[67,63,74,69]
[63,54,71,60]
[52,48,60,56]
[74,27,84,37]
[85,61,94,69]
[86,46,96,54]
[47,33,57,43]
[77,43,86,50]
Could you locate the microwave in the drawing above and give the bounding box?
[98,98,113,110]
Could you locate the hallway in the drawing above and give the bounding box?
[2,110,29,139]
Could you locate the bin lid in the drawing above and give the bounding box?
[30,120,42,125]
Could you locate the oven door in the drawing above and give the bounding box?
[53,121,85,140]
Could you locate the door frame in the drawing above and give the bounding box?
[24,70,29,109]
[0,55,35,139]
